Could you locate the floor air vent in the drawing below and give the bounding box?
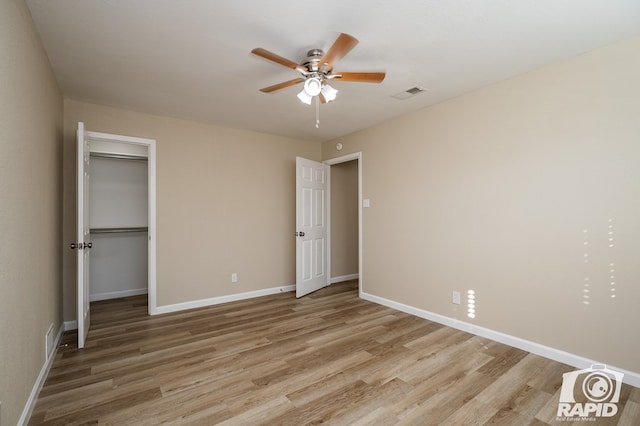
[45,324,54,359]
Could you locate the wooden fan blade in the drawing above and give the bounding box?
[259,78,305,93]
[332,72,386,83]
[319,33,359,71]
[251,48,301,70]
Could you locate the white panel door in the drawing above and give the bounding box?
[76,122,91,348]
[296,157,329,297]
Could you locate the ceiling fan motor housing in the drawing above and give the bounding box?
[302,49,325,73]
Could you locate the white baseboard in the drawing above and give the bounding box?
[89,288,148,302]
[152,285,296,315]
[330,274,359,284]
[360,291,640,388]
[18,323,65,426]
[67,286,297,327]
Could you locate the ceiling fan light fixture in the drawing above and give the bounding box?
[303,77,322,97]
[297,89,313,105]
[321,84,338,102]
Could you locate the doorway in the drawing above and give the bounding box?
[89,152,148,302]
[76,122,157,348]
[326,152,362,296]
[295,152,362,298]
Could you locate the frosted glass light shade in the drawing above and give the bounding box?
[303,78,322,96]
[321,84,338,102]
[297,89,313,105]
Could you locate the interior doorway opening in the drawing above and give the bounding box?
[89,151,148,303]
[76,122,157,348]
[325,152,362,296]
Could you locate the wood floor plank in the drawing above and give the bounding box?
[395,371,496,425]
[619,400,640,426]
[218,395,296,425]
[27,280,640,425]
[225,349,374,414]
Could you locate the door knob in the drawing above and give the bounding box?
[83,242,93,249]
[70,242,77,249]
[298,232,305,237]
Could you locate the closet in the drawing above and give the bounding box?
[88,142,149,302]
[76,122,156,348]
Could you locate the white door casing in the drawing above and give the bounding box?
[83,131,156,314]
[76,122,91,349]
[296,157,329,297]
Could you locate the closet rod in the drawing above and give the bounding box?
[91,227,148,234]
[90,152,148,161]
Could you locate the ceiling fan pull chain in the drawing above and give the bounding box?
[315,95,320,128]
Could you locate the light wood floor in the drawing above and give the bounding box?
[29,281,639,425]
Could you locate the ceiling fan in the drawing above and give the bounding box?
[251,33,385,105]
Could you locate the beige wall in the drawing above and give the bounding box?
[62,100,320,318]
[0,1,63,424]
[323,36,640,374]
[330,160,359,279]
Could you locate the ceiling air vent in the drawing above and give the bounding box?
[392,86,426,100]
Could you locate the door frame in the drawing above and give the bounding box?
[324,152,362,296]
[81,127,157,316]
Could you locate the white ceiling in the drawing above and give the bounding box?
[26,0,640,142]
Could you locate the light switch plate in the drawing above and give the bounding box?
[363,198,370,208]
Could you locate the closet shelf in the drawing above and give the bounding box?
[90,227,148,234]
[90,152,148,161]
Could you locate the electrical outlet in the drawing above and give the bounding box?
[231,273,238,283]
[452,291,461,305]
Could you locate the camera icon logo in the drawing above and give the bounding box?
[557,364,624,418]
